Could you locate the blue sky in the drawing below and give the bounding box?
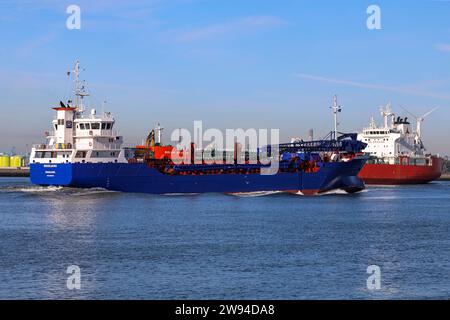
[0,0,450,155]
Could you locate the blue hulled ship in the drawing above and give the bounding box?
[30,62,368,195]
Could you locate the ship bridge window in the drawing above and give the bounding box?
[85,123,91,130]
[91,150,118,158]
[54,124,57,130]
[79,123,85,130]
[91,123,100,130]
[57,119,65,125]
[75,151,87,158]
[101,123,106,130]
[106,123,112,130]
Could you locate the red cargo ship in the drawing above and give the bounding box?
[358,155,443,184]
[357,104,444,185]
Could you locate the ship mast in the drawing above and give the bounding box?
[331,95,342,139]
[73,61,89,112]
[369,115,376,129]
[380,102,393,128]
[155,122,164,145]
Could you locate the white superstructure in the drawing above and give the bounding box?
[30,61,127,164]
[358,103,436,164]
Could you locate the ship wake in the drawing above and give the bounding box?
[0,185,117,196]
[227,191,283,197]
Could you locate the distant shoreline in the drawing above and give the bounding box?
[0,168,30,177]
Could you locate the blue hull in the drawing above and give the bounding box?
[30,159,367,195]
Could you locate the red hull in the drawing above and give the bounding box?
[358,157,444,185]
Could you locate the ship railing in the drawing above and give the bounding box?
[276,132,367,154]
[32,144,48,150]
[76,113,114,120]
[367,156,392,164]
[172,163,272,172]
[74,130,120,137]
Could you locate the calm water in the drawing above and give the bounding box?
[0,177,449,299]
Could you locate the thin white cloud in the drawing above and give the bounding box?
[436,43,450,52]
[176,15,288,42]
[295,73,450,101]
[17,33,58,57]
[0,0,166,30]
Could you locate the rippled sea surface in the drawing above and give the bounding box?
[0,177,449,299]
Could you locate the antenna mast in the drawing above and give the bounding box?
[73,60,89,112]
[369,115,376,129]
[331,95,342,139]
[155,123,164,145]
